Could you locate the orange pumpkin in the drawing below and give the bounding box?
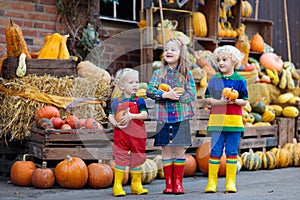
[158,83,170,92]
[51,117,64,129]
[84,118,100,129]
[184,154,197,177]
[115,110,127,125]
[35,106,60,121]
[259,52,283,72]
[10,154,36,186]
[222,87,239,101]
[195,140,226,177]
[250,33,264,52]
[88,160,113,188]
[31,161,55,189]
[66,115,79,129]
[55,155,88,188]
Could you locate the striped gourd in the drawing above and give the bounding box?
[241,149,261,170]
[270,146,290,168]
[153,155,164,178]
[193,12,207,37]
[283,138,300,166]
[141,159,158,184]
[255,148,276,170]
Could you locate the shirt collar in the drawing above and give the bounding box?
[120,93,136,101]
[214,71,239,80]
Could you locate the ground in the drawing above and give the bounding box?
[1,167,299,200]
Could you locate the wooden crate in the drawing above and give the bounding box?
[275,117,295,147]
[2,56,77,79]
[29,127,113,162]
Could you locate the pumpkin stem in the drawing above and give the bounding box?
[9,19,13,26]
[22,154,33,161]
[42,161,47,169]
[66,155,72,162]
[98,160,103,164]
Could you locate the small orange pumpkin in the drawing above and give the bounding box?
[10,154,36,186]
[66,115,79,129]
[115,110,127,125]
[87,160,113,188]
[84,118,100,129]
[250,33,264,52]
[184,154,197,177]
[222,87,239,101]
[55,155,88,188]
[51,117,64,129]
[158,83,170,92]
[31,161,55,189]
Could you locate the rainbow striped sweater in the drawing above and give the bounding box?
[205,72,248,133]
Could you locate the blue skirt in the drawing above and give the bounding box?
[154,120,192,147]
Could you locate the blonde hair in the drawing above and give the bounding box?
[115,68,139,88]
[161,38,191,82]
[213,45,244,69]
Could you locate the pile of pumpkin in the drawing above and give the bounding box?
[9,153,198,189]
[36,105,104,133]
[242,98,299,127]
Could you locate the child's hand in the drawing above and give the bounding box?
[162,88,180,100]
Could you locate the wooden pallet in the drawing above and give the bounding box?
[29,127,113,162]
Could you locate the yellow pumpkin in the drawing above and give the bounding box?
[283,138,300,167]
[262,109,276,122]
[241,0,253,18]
[38,33,63,59]
[282,106,299,118]
[270,146,290,168]
[193,12,208,37]
[222,87,239,101]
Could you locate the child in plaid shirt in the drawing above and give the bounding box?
[147,38,196,194]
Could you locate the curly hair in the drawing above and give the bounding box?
[212,45,244,69]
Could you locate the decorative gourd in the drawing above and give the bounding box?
[277,92,294,104]
[268,105,283,116]
[36,106,60,121]
[259,52,284,72]
[241,149,261,170]
[153,155,164,178]
[241,0,253,18]
[222,87,239,101]
[242,110,255,124]
[10,154,36,186]
[195,140,226,177]
[109,160,129,185]
[156,28,176,45]
[193,12,208,37]
[31,161,55,189]
[250,101,266,114]
[249,112,263,123]
[270,146,290,168]
[66,115,79,129]
[255,148,276,170]
[282,106,299,118]
[38,118,54,129]
[158,83,170,92]
[250,33,264,52]
[5,19,31,59]
[184,154,197,177]
[262,109,276,122]
[141,158,158,184]
[54,155,88,188]
[87,160,113,188]
[283,138,300,166]
[38,33,63,59]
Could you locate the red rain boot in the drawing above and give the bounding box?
[173,163,185,194]
[162,164,173,194]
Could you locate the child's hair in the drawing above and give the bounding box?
[115,68,139,88]
[212,45,244,69]
[162,38,191,82]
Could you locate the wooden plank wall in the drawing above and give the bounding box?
[248,0,300,67]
